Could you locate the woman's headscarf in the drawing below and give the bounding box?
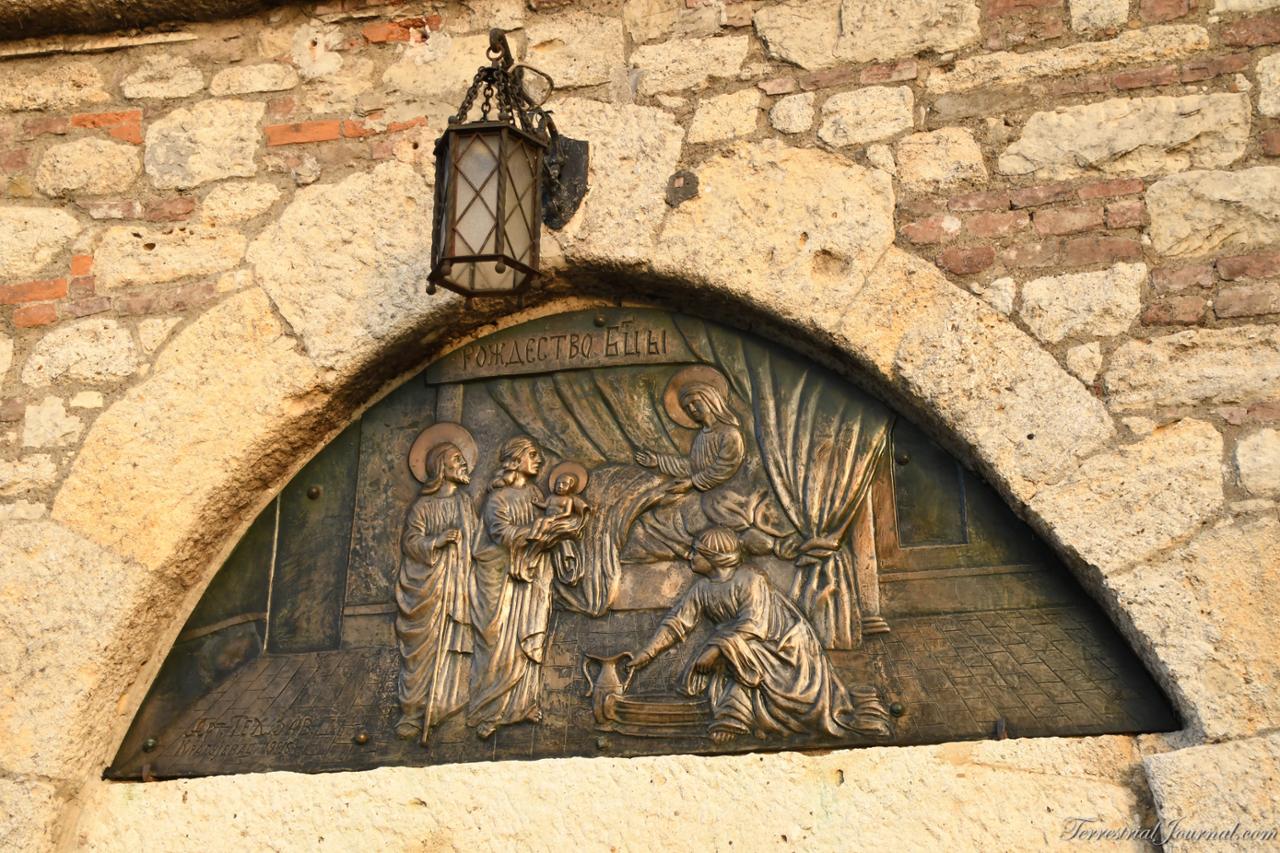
[692,526,742,571]
[678,382,740,428]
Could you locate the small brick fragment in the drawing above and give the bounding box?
[1263,130,1280,158]
[265,120,343,146]
[1112,64,1178,90]
[1218,251,1280,281]
[966,210,1029,238]
[63,296,112,319]
[69,276,95,298]
[1222,13,1280,47]
[1106,200,1145,229]
[1062,236,1142,267]
[1034,205,1104,236]
[0,278,67,305]
[13,303,58,327]
[1139,0,1189,23]
[143,197,196,221]
[1142,294,1206,325]
[1215,282,1280,318]
[1152,264,1213,292]
[949,189,1010,212]
[758,78,797,96]
[69,254,93,276]
[1010,182,1075,208]
[1077,178,1144,200]
[984,0,1060,19]
[1180,53,1250,83]
[860,60,917,85]
[939,246,996,275]
[902,214,962,244]
[23,116,69,138]
[70,109,142,130]
[1000,239,1061,269]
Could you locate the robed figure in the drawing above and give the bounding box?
[630,527,892,744]
[394,426,483,744]
[469,436,585,738]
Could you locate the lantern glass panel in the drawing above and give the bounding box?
[451,131,501,258]
[502,135,539,268]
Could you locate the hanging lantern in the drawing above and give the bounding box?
[428,29,587,299]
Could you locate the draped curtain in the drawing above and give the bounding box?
[674,317,893,650]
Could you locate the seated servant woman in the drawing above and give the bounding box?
[628,527,892,744]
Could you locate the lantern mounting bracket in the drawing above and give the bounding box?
[449,28,589,231]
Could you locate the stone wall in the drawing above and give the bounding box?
[1,0,1278,849]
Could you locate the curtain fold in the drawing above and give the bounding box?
[675,316,893,650]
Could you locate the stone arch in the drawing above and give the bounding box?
[6,124,1228,845]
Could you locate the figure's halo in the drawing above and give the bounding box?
[408,422,478,483]
[546,460,589,494]
[663,365,730,428]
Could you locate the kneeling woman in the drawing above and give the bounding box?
[629,527,892,744]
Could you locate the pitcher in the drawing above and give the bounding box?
[582,652,634,726]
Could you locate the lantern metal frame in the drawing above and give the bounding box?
[427,29,587,299]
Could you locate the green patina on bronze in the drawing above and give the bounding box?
[108,307,1176,780]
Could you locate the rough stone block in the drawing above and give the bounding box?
[1237,429,1280,496]
[631,35,749,95]
[145,99,266,190]
[817,86,913,147]
[0,60,109,111]
[35,138,141,197]
[95,225,247,289]
[209,63,299,96]
[1070,0,1129,32]
[0,207,81,279]
[20,317,140,386]
[121,54,204,99]
[1148,167,1280,258]
[895,127,989,193]
[687,88,761,144]
[1020,262,1145,343]
[525,12,624,88]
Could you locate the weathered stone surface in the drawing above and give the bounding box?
[895,127,988,193]
[1020,263,1145,344]
[753,0,842,71]
[0,332,12,380]
[865,143,896,175]
[1070,0,1129,31]
[687,88,761,144]
[22,396,83,448]
[547,98,683,267]
[121,53,204,99]
[201,180,281,224]
[20,318,141,386]
[0,520,177,789]
[302,56,375,115]
[138,317,181,354]
[757,0,981,68]
[1145,732,1280,851]
[1113,517,1280,740]
[1237,429,1280,496]
[0,454,57,498]
[75,737,1149,851]
[893,284,1117,501]
[247,161,437,372]
[1212,0,1280,9]
[928,25,1210,95]
[291,21,344,80]
[657,140,895,312]
[52,288,324,572]
[209,63,299,96]
[144,99,265,190]
[69,391,104,409]
[0,207,81,279]
[968,275,1015,315]
[1148,167,1280,258]
[770,92,815,134]
[1259,53,1280,118]
[839,0,982,63]
[1000,94,1250,181]
[1105,325,1280,411]
[624,0,678,43]
[382,34,498,99]
[525,12,624,88]
[1030,419,1223,575]
[35,138,142,197]
[631,35,749,95]
[818,87,914,147]
[0,60,108,111]
[0,778,61,853]
[1066,342,1103,384]
[0,501,46,521]
[96,225,247,289]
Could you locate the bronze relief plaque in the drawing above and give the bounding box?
[108,308,1176,779]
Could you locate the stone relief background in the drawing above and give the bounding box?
[0,0,1277,849]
